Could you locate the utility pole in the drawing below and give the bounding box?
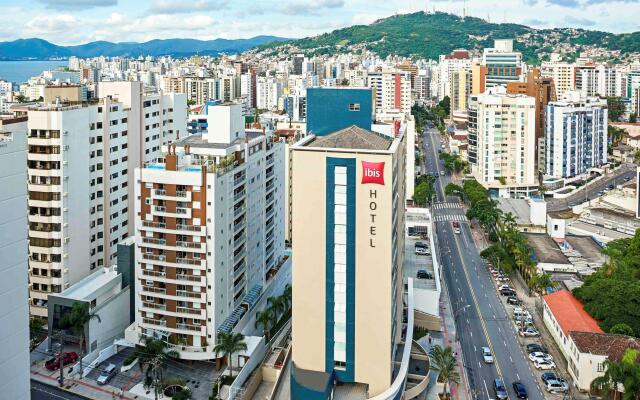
[56,340,64,387]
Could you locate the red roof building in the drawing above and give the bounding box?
[543,289,603,336]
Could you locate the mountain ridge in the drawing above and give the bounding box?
[0,36,289,60]
[254,12,640,64]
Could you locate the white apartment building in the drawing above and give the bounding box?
[98,81,187,235]
[438,50,471,101]
[482,39,524,88]
[0,117,30,400]
[27,99,129,317]
[541,60,576,99]
[545,92,608,179]
[470,88,538,197]
[367,70,411,115]
[256,76,282,111]
[125,103,285,359]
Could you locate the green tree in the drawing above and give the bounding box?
[61,301,101,377]
[610,323,635,336]
[30,317,46,340]
[213,332,248,378]
[267,295,287,319]
[15,94,27,103]
[609,126,628,146]
[429,345,460,397]
[445,183,464,199]
[607,97,626,122]
[255,309,276,340]
[282,284,292,309]
[135,337,179,400]
[591,349,640,400]
[630,113,638,123]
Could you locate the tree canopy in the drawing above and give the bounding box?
[574,229,640,337]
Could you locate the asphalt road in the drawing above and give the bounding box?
[422,128,546,400]
[31,381,89,400]
[546,165,636,212]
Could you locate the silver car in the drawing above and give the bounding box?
[97,363,117,385]
[482,347,494,363]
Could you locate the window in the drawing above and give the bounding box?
[348,103,360,112]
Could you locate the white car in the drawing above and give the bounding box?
[481,347,494,363]
[415,247,430,255]
[529,352,553,363]
[519,328,540,337]
[535,359,556,370]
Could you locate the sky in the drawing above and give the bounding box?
[0,0,638,45]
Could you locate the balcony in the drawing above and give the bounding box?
[266,169,275,180]
[176,240,201,249]
[176,290,203,299]
[142,302,167,311]
[142,237,167,246]
[176,257,204,266]
[266,181,275,192]
[234,205,246,218]
[141,286,167,296]
[142,318,167,327]
[176,322,203,332]
[176,224,202,232]
[176,307,205,316]
[142,221,166,229]
[233,190,246,202]
[141,270,166,279]
[265,207,275,220]
[153,189,191,201]
[176,274,205,283]
[266,155,274,166]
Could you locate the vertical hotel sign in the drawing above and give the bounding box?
[361,161,385,248]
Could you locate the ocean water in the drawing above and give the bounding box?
[0,60,66,85]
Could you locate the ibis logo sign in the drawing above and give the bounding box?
[361,161,385,185]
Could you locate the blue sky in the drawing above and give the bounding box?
[0,0,638,45]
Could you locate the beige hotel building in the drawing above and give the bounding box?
[289,125,407,398]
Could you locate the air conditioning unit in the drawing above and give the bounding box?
[145,280,154,286]
[63,145,69,151]
[145,264,153,270]
[159,255,166,261]
[63,237,70,244]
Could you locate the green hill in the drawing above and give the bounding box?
[256,12,639,65]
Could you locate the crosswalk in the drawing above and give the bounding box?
[432,202,462,210]
[434,214,468,222]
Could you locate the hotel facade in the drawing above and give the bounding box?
[289,126,408,398]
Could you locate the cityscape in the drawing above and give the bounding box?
[2,1,640,400]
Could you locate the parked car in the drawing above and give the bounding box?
[452,221,461,234]
[440,170,445,176]
[500,288,516,296]
[415,247,430,255]
[545,379,569,393]
[507,296,522,306]
[529,352,553,363]
[417,269,433,279]
[541,372,557,383]
[494,378,508,400]
[527,344,548,354]
[482,347,494,364]
[415,241,428,249]
[97,363,117,385]
[534,359,556,370]
[45,352,78,371]
[512,381,528,399]
[520,328,541,337]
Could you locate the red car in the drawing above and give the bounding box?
[45,352,78,370]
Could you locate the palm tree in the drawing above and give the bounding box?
[267,296,286,319]
[255,308,275,339]
[591,349,640,400]
[61,301,101,378]
[135,336,179,400]
[429,345,460,398]
[282,284,292,309]
[214,332,248,378]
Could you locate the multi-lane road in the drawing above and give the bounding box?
[422,128,545,400]
[31,381,89,400]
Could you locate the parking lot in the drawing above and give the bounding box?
[483,261,581,399]
[404,234,437,291]
[84,347,141,391]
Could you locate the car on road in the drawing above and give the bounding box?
[417,269,433,279]
[415,241,428,249]
[415,247,430,255]
[527,344,548,354]
[520,327,540,337]
[624,177,631,182]
[534,359,556,370]
[481,347,494,363]
[97,363,117,385]
[452,221,461,234]
[545,379,569,393]
[507,296,522,306]
[512,381,528,399]
[440,170,445,176]
[45,352,78,371]
[529,352,553,363]
[494,378,508,400]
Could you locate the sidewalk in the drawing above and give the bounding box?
[31,369,142,400]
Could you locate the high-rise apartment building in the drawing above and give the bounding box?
[545,92,608,179]
[367,70,411,115]
[290,126,406,397]
[470,88,538,197]
[450,68,472,122]
[438,50,471,101]
[126,103,285,359]
[28,84,186,317]
[0,116,30,400]
[541,59,576,99]
[256,76,283,111]
[507,68,557,170]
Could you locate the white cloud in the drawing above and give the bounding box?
[26,14,79,35]
[149,0,227,14]
[282,0,345,15]
[36,0,117,10]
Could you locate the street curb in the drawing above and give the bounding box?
[31,378,94,400]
